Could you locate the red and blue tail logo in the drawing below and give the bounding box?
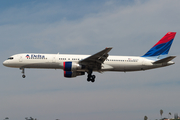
[142,32,176,57]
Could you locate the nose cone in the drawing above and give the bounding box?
[3,60,8,67]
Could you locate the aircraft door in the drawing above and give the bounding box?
[52,56,56,63]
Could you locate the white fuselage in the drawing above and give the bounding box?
[3,32,176,81]
[3,53,174,72]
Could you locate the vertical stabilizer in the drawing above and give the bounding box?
[142,32,176,57]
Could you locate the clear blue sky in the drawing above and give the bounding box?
[1,0,180,120]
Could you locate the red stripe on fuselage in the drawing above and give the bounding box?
[153,32,176,47]
[63,62,65,71]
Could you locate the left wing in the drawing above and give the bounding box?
[79,47,112,70]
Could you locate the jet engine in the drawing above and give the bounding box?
[63,62,83,71]
[63,62,85,78]
[64,71,85,78]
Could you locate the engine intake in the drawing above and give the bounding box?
[63,62,83,71]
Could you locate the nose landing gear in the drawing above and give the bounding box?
[20,68,26,78]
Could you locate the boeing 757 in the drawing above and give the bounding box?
[3,32,176,82]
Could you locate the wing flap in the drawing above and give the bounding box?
[153,56,176,64]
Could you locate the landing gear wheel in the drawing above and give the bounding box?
[87,78,91,82]
[22,75,26,78]
[87,70,96,83]
[91,78,95,82]
[92,75,96,79]
[87,75,96,83]
[91,75,95,82]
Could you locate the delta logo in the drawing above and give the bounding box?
[26,54,46,59]
[26,55,30,59]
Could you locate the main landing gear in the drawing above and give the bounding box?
[20,68,26,78]
[87,70,96,82]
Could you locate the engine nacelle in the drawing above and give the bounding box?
[63,62,83,71]
[64,71,85,78]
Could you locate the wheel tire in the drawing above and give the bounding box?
[87,78,91,82]
[91,79,95,83]
[92,75,96,79]
[22,75,26,78]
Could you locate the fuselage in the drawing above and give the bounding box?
[3,53,174,72]
[2,32,176,82]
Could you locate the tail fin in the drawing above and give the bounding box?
[142,32,176,57]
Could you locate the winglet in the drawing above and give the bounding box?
[142,32,176,57]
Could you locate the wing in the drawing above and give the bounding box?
[79,47,112,70]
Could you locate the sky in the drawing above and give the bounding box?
[0,0,180,120]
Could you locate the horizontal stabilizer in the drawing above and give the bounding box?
[153,56,176,64]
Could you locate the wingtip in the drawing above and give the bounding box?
[106,47,113,49]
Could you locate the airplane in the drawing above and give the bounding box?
[3,32,176,82]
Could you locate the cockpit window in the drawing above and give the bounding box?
[8,57,14,60]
